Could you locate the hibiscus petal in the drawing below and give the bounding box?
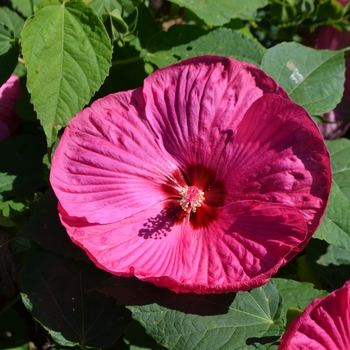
[59,200,194,285]
[142,56,287,174]
[182,200,307,293]
[60,198,307,294]
[0,75,22,141]
[51,89,185,224]
[216,93,331,237]
[314,26,350,51]
[279,280,350,350]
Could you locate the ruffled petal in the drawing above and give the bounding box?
[142,56,288,173]
[216,93,330,237]
[279,280,350,350]
[51,89,185,224]
[60,198,307,294]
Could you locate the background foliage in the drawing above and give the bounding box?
[1,0,350,349]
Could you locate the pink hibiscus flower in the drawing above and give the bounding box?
[0,75,22,141]
[50,56,331,294]
[279,280,350,349]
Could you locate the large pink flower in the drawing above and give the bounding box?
[50,56,331,294]
[279,280,350,349]
[0,75,22,141]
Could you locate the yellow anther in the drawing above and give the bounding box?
[179,186,205,213]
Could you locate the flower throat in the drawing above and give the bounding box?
[179,186,205,213]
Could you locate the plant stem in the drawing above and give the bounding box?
[112,56,142,66]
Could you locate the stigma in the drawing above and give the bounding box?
[179,186,205,213]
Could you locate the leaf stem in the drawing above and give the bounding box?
[111,56,142,66]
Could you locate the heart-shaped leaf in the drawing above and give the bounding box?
[261,42,345,115]
[126,281,283,349]
[95,276,285,348]
[20,243,132,348]
[21,0,112,146]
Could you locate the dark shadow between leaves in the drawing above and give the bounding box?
[146,24,207,53]
[246,335,280,347]
[306,238,350,290]
[0,134,47,201]
[91,275,236,316]
[19,243,132,349]
[19,188,90,263]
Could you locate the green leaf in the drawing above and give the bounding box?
[270,0,298,22]
[21,0,112,146]
[0,173,17,198]
[127,281,283,350]
[19,243,132,348]
[142,26,266,69]
[123,320,167,350]
[166,0,268,26]
[0,7,25,38]
[272,278,328,322]
[8,0,34,18]
[318,0,344,20]
[0,23,19,87]
[326,138,350,199]
[89,0,135,17]
[0,197,30,228]
[261,42,345,115]
[314,181,350,250]
[106,8,129,32]
[313,138,350,250]
[285,307,302,329]
[90,0,123,16]
[103,7,137,43]
[320,244,350,266]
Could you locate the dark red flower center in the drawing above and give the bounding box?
[159,164,227,229]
